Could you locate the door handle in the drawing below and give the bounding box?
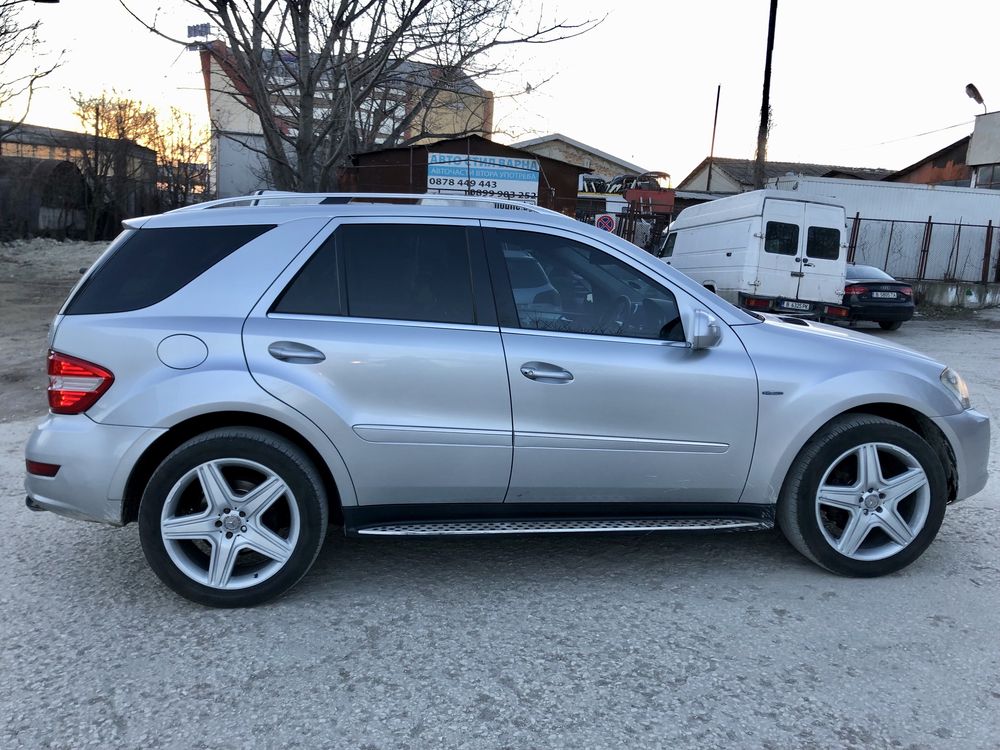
[803,261,815,267]
[520,362,574,383]
[268,341,326,363]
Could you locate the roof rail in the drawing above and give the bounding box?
[169,190,567,218]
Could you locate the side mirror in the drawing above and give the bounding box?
[689,309,722,350]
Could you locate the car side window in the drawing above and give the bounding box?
[764,221,798,255]
[496,229,684,341]
[272,233,342,316]
[274,224,478,325]
[660,232,677,258]
[806,226,840,260]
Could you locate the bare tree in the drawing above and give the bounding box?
[0,0,60,140]
[154,106,211,210]
[73,92,159,239]
[122,0,599,191]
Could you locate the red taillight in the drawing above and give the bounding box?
[899,286,913,296]
[823,304,850,318]
[26,459,60,477]
[743,296,772,310]
[47,351,114,414]
[844,285,868,296]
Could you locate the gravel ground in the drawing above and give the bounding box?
[1,239,999,748]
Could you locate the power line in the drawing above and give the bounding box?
[869,119,974,147]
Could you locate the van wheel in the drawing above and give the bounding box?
[138,428,328,607]
[777,414,946,576]
[879,320,903,331]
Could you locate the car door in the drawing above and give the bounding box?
[758,198,806,302]
[484,223,758,504]
[243,217,512,505]
[796,203,845,303]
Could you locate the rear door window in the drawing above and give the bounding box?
[274,223,487,325]
[763,221,799,255]
[806,226,841,260]
[64,225,274,315]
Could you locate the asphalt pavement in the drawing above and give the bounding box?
[2,315,999,749]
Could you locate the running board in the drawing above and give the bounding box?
[356,517,773,537]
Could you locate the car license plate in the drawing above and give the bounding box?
[780,300,811,311]
[871,291,897,299]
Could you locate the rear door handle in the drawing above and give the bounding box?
[268,341,326,363]
[520,361,574,383]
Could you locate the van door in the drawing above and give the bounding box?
[796,203,845,304]
[758,199,806,304]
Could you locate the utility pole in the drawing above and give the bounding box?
[706,84,721,193]
[753,0,778,190]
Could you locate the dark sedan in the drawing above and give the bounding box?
[843,264,915,330]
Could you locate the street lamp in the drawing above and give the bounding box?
[966,83,987,114]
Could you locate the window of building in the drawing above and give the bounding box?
[764,221,799,255]
[977,164,1000,190]
[496,229,684,341]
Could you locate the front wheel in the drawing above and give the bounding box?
[138,428,328,607]
[778,414,947,576]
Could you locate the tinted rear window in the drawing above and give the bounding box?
[64,225,274,315]
[846,264,895,281]
[764,221,798,255]
[806,226,841,260]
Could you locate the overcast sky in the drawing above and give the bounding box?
[8,0,998,184]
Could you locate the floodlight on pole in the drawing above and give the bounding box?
[966,83,986,113]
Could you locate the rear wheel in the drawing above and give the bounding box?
[878,320,903,331]
[778,414,947,576]
[138,428,328,607]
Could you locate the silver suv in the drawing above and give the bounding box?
[24,193,990,607]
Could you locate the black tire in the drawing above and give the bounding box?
[878,320,903,331]
[777,414,947,577]
[138,428,328,607]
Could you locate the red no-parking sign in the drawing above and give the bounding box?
[595,214,616,232]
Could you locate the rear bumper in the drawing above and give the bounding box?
[932,409,991,502]
[846,301,915,323]
[739,293,824,316]
[23,414,166,525]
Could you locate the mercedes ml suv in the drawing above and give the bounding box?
[24,193,990,607]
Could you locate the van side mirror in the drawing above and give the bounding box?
[689,309,722,350]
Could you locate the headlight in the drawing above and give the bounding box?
[941,367,971,410]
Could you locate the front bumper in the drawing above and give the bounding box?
[24,414,166,525]
[932,408,991,502]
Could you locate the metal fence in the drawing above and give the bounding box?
[848,215,1000,283]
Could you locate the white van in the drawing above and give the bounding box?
[657,190,848,318]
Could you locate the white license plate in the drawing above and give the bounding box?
[871,291,897,299]
[781,300,811,311]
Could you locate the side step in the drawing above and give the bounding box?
[356,517,773,537]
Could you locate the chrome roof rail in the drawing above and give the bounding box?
[169,190,566,218]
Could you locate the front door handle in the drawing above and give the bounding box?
[268,341,326,364]
[520,361,574,383]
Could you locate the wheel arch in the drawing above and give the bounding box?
[122,411,345,526]
[772,402,958,506]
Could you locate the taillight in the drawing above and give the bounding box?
[899,286,913,296]
[26,460,60,477]
[47,351,114,414]
[844,285,868,296]
[743,296,772,310]
[823,304,850,318]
